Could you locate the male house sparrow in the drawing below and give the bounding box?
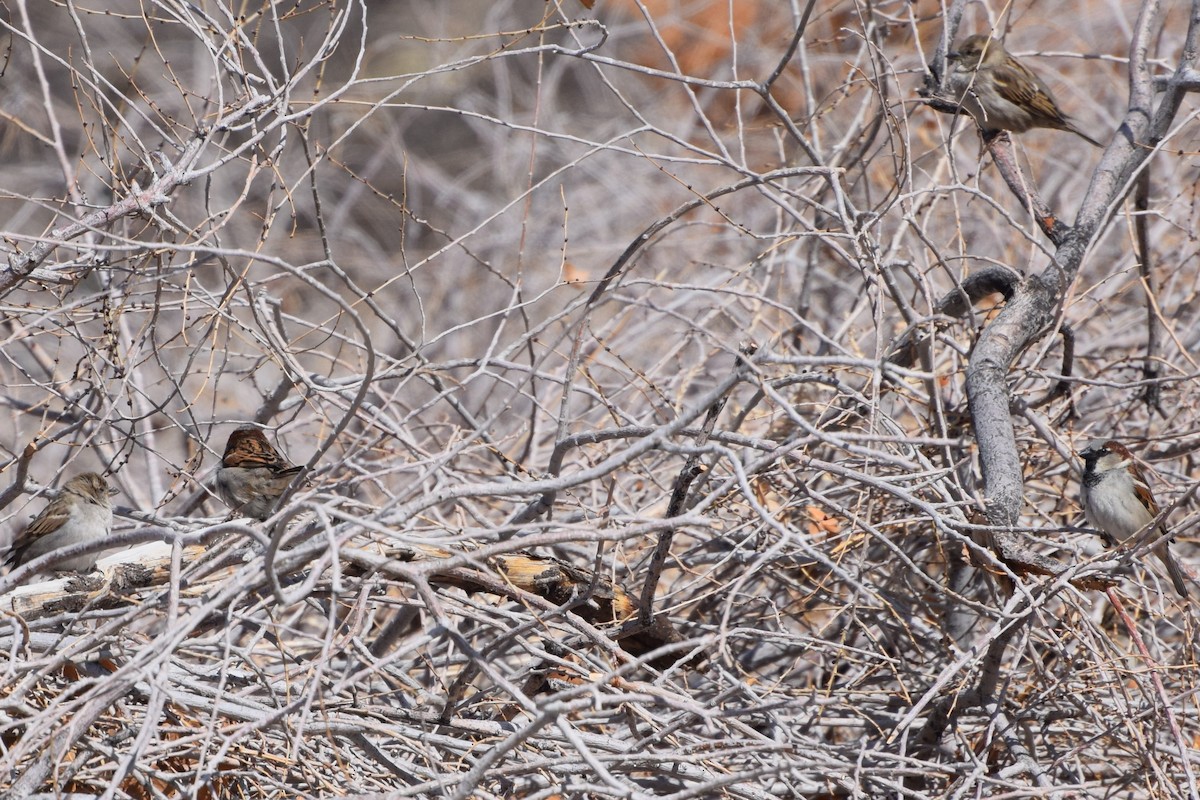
[214,427,304,520]
[6,472,117,572]
[946,35,1103,147]
[1079,439,1189,598]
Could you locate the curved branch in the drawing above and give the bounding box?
[888,265,1021,369]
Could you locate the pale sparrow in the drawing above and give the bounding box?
[1079,439,1189,598]
[6,472,117,572]
[946,35,1103,147]
[214,427,304,520]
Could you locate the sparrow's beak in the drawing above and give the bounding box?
[108,486,120,496]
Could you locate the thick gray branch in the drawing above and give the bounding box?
[967,1,1198,535]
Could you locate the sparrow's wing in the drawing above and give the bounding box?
[226,432,298,474]
[8,501,70,561]
[991,61,1069,125]
[1127,454,1188,597]
[258,452,300,475]
[1129,466,1168,538]
[992,59,1103,145]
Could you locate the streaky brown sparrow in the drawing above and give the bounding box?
[215,427,304,520]
[6,472,117,572]
[946,35,1103,147]
[1079,439,1189,598]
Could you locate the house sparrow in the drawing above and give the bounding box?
[6,472,117,572]
[214,427,304,520]
[946,35,1103,147]
[1079,439,1189,598]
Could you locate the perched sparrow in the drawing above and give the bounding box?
[6,472,117,572]
[214,427,304,520]
[946,35,1103,147]
[1079,439,1189,598]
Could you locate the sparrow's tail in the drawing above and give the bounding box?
[1156,547,1190,599]
[1067,123,1104,149]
